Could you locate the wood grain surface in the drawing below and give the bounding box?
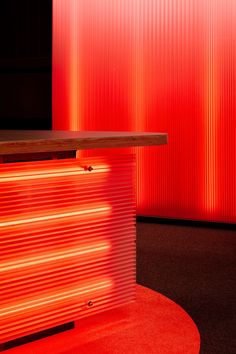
[0,130,168,155]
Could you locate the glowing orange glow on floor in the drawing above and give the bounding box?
[0,286,200,354]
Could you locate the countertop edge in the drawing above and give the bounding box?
[0,133,168,155]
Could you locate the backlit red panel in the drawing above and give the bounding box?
[53,0,236,223]
[0,155,136,343]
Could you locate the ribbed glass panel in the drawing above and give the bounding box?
[53,0,236,223]
[0,155,136,343]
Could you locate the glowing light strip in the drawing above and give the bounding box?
[69,0,79,131]
[0,242,110,272]
[0,280,112,317]
[0,206,110,228]
[204,7,218,213]
[0,166,110,183]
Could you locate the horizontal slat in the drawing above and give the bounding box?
[0,213,135,240]
[0,276,135,322]
[0,195,134,219]
[1,267,136,305]
[0,155,135,172]
[0,204,136,230]
[0,286,136,342]
[0,260,136,299]
[0,184,133,205]
[1,244,135,270]
[0,250,136,286]
[0,225,135,252]
[0,235,135,266]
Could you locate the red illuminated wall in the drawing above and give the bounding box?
[53,0,236,223]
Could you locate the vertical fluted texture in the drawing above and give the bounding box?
[53,0,236,223]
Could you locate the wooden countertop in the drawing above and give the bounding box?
[0,130,168,155]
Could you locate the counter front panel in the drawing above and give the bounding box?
[0,154,136,344]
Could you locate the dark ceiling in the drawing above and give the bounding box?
[0,0,52,129]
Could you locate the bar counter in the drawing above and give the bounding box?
[0,130,167,348]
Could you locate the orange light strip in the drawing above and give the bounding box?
[0,206,110,228]
[69,0,80,131]
[203,6,218,213]
[0,166,110,183]
[0,280,112,318]
[0,242,110,272]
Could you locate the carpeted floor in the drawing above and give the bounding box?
[136,222,236,354]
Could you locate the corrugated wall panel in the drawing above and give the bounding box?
[0,155,136,343]
[53,0,236,223]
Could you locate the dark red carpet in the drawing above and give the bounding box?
[4,285,200,354]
